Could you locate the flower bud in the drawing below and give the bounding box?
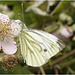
[2,55,18,68]
[60,26,73,38]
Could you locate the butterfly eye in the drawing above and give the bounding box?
[44,49,47,52]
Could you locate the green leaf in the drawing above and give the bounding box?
[0,1,18,5]
[0,63,33,74]
[8,64,33,74]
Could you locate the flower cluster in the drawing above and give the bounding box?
[0,13,21,54]
[0,13,11,37]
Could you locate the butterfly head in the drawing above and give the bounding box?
[19,21,27,30]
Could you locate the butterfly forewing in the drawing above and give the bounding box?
[19,30,48,66]
[19,29,65,67]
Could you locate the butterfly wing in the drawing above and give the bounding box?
[19,29,65,67]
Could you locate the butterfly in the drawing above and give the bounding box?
[18,22,65,67]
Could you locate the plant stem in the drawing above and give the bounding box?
[52,49,75,66]
[39,66,46,75]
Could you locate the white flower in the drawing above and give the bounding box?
[0,13,17,54]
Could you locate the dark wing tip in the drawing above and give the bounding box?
[57,40,66,50]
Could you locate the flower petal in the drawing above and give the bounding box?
[2,38,17,54]
[10,20,22,36]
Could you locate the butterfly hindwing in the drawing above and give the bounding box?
[19,29,65,67]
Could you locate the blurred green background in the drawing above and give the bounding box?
[0,0,75,74]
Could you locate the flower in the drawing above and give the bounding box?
[0,37,17,54]
[0,13,17,54]
[60,26,73,38]
[10,20,22,36]
[0,13,11,37]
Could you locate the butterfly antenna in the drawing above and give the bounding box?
[21,3,24,22]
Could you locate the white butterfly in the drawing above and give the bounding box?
[19,22,65,67]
